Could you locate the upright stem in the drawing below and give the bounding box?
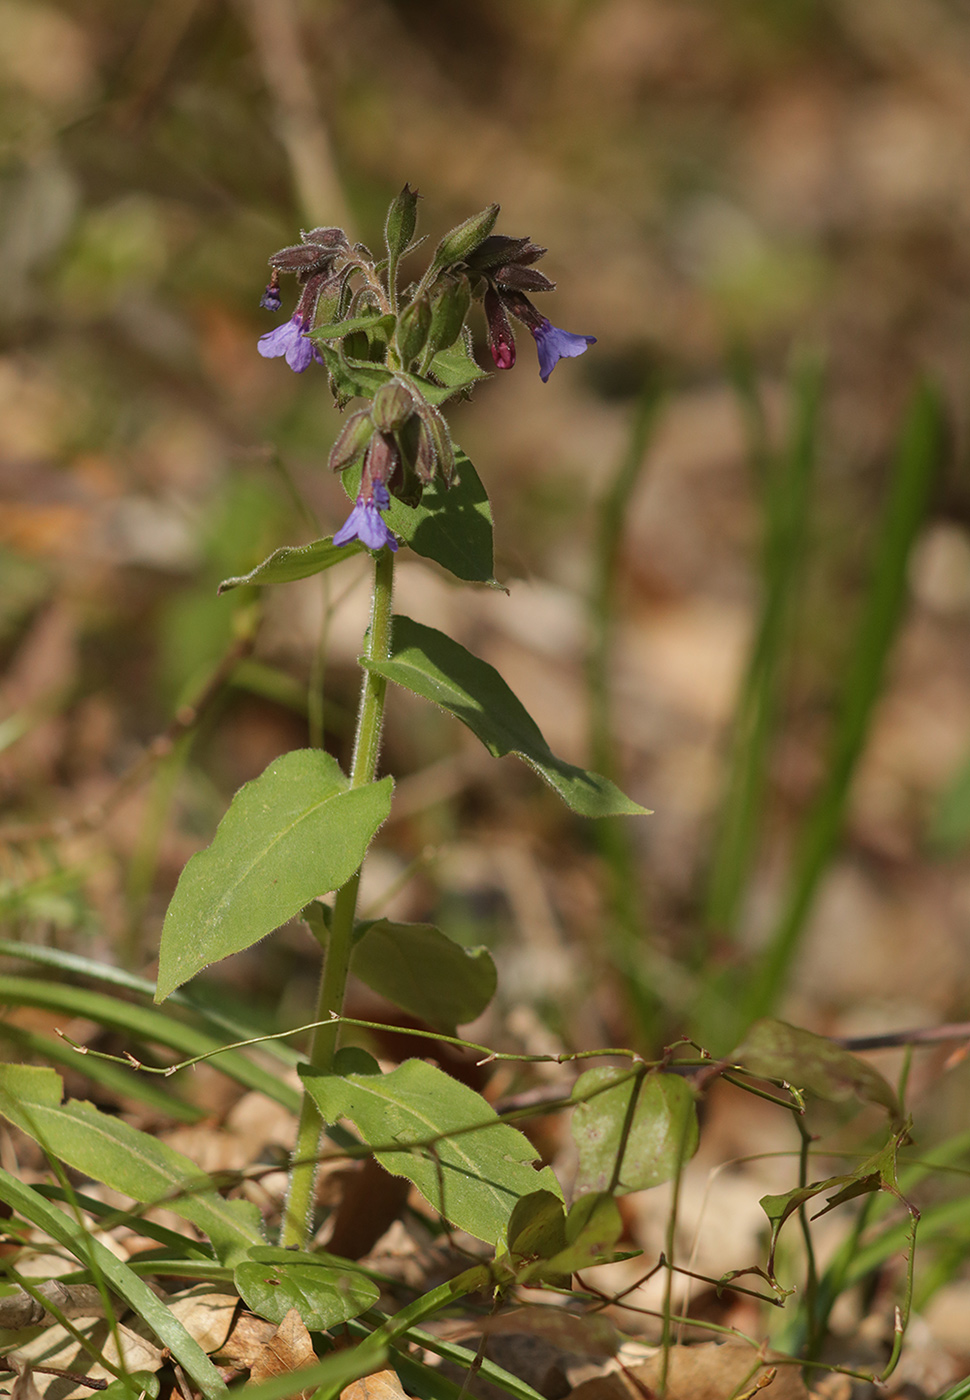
[281,547,395,1247]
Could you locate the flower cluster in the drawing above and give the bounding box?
[257,192,595,550]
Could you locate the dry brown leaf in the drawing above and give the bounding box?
[568,1343,809,1400]
[9,1360,41,1400]
[340,1368,411,1400]
[480,1308,620,1359]
[9,1319,165,1400]
[247,1308,317,1396]
[167,1287,239,1355]
[214,1311,280,1369]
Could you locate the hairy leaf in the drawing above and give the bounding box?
[157,751,392,999]
[363,617,650,817]
[218,538,364,593]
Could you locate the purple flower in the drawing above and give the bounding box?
[531,318,596,383]
[257,314,322,373]
[333,481,398,552]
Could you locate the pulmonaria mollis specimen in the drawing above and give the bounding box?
[257,188,596,547]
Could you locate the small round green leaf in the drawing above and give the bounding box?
[234,1256,378,1329]
[571,1067,698,1196]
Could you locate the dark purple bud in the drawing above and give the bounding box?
[362,431,398,491]
[333,480,398,553]
[294,268,339,330]
[466,236,547,271]
[493,264,556,294]
[419,402,456,486]
[260,270,282,311]
[484,286,515,370]
[530,317,596,382]
[269,242,339,275]
[301,227,350,251]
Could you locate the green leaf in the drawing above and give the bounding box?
[571,1067,699,1196]
[0,1064,264,1265]
[0,1167,226,1400]
[317,345,393,403]
[234,1249,378,1329]
[343,448,496,584]
[416,344,489,398]
[218,538,364,593]
[301,1057,562,1245]
[363,617,650,818]
[506,1190,567,1259]
[532,1193,625,1278]
[100,1375,160,1400]
[350,919,496,1032]
[733,1019,901,1120]
[157,751,393,999]
[760,1129,911,1283]
[309,313,397,342]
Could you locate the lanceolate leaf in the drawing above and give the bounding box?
[351,919,497,1031]
[218,538,364,593]
[157,751,392,1000]
[0,1167,227,1400]
[0,1064,264,1266]
[571,1067,699,1196]
[363,617,650,818]
[301,1056,562,1244]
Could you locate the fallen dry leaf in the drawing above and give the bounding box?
[214,1310,280,1369]
[247,1307,317,1396]
[167,1287,239,1355]
[567,1342,809,1400]
[340,1368,411,1400]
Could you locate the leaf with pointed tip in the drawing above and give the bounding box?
[363,617,650,817]
[301,1056,562,1244]
[0,1167,225,1400]
[308,313,396,342]
[157,751,392,999]
[218,538,364,593]
[0,1064,264,1266]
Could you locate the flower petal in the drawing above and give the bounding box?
[531,318,596,382]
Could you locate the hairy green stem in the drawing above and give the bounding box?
[281,546,395,1247]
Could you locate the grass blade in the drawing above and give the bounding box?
[737,379,944,1035]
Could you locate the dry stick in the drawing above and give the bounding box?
[0,626,257,847]
[235,0,352,231]
[833,1022,970,1051]
[0,1360,108,1392]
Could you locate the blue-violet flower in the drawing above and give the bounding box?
[333,481,398,552]
[531,319,596,383]
[257,314,322,373]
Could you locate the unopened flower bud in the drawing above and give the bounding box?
[372,380,415,434]
[427,276,471,355]
[395,297,432,366]
[431,204,500,271]
[484,285,515,370]
[421,404,457,486]
[466,235,546,272]
[384,184,419,263]
[328,410,374,473]
[494,264,556,293]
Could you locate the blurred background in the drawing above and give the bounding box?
[4,0,970,1373]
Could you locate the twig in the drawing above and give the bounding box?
[0,1360,108,1392]
[833,1022,970,1051]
